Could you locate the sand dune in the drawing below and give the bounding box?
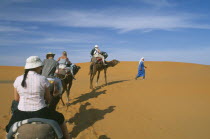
[0,62,210,139]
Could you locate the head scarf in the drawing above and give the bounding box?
[139,57,144,64]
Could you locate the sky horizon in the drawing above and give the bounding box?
[0,0,210,66]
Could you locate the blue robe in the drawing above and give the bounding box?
[136,61,145,78]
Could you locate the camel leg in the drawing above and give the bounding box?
[89,64,93,89]
[96,71,100,86]
[90,73,94,89]
[60,89,65,106]
[104,69,108,85]
[90,73,92,89]
[90,72,96,89]
[66,85,70,103]
[60,96,65,106]
[66,79,73,103]
[61,80,67,106]
[49,96,61,111]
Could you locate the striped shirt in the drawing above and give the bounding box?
[13,71,50,111]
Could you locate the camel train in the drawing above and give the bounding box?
[6,48,119,139]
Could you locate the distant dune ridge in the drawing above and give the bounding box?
[0,61,210,139]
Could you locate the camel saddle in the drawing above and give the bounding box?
[56,68,70,76]
[92,57,105,64]
[7,118,63,139]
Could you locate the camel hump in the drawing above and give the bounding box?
[7,118,63,139]
[14,124,56,139]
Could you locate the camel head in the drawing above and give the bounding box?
[108,59,120,67]
[74,65,81,75]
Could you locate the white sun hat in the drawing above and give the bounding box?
[95,45,99,48]
[25,56,43,69]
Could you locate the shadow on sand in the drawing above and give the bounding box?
[68,80,128,106]
[69,90,107,106]
[98,135,111,139]
[95,79,129,89]
[68,102,115,138]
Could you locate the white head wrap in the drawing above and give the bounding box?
[139,57,144,64]
[95,45,99,48]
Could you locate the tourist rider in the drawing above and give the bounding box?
[42,52,58,78]
[42,52,62,110]
[57,51,76,80]
[6,56,70,139]
[91,45,107,65]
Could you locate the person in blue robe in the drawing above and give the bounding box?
[135,57,147,80]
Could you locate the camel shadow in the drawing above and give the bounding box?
[107,80,129,85]
[69,90,107,106]
[68,102,115,138]
[99,135,111,139]
[68,80,128,106]
[69,80,128,106]
[95,79,129,89]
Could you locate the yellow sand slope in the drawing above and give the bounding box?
[0,62,210,139]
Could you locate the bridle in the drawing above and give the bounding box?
[57,74,69,81]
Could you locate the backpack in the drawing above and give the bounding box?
[90,48,95,56]
[101,51,108,59]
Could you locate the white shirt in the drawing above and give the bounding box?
[14,71,50,111]
[94,48,100,55]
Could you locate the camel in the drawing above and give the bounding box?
[55,65,81,106]
[7,119,62,139]
[8,102,63,138]
[89,59,120,89]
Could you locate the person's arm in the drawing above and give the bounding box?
[97,48,101,53]
[13,77,20,101]
[57,57,60,62]
[44,86,51,103]
[14,88,20,101]
[66,58,72,65]
[143,62,147,68]
[43,78,51,103]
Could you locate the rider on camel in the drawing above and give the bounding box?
[91,45,107,65]
[57,51,76,80]
[42,52,63,110]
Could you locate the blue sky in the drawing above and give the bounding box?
[0,0,210,66]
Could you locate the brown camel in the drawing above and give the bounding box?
[89,59,120,89]
[55,65,80,107]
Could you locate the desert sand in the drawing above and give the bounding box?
[0,61,210,139]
